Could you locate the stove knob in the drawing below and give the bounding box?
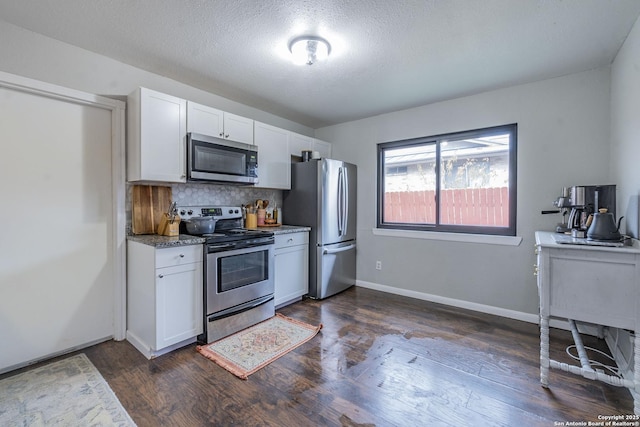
[179,210,186,215]
[187,210,193,215]
[229,209,233,214]
[234,209,239,214]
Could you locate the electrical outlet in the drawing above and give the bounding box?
[376,260,382,270]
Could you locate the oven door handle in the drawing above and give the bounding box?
[208,294,274,322]
[207,243,235,252]
[208,243,273,257]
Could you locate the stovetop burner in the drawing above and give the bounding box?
[176,205,274,244]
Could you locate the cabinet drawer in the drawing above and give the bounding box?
[156,245,202,268]
[275,232,309,249]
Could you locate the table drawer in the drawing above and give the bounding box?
[156,244,202,268]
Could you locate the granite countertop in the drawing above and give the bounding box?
[127,225,310,248]
[256,224,311,235]
[127,233,206,248]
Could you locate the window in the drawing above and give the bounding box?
[386,166,408,176]
[377,124,517,236]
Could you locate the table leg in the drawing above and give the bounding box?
[540,315,550,387]
[634,331,639,415]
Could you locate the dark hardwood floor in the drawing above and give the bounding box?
[5,287,634,426]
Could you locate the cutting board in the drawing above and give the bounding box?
[131,185,172,234]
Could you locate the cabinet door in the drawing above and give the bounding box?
[274,244,309,306]
[313,139,332,159]
[223,112,254,144]
[254,121,290,189]
[289,132,313,157]
[155,262,203,350]
[137,88,187,182]
[186,101,224,137]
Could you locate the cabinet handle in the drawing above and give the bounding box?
[225,134,229,138]
[533,265,538,276]
[219,132,224,137]
[179,254,185,258]
[288,238,293,243]
[158,274,164,278]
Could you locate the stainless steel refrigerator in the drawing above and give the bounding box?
[284,158,357,299]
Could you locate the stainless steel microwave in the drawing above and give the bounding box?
[187,132,258,185]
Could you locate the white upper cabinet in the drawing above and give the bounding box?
[186,101,223,137]
[128,87,187,183]
[223,112,254,144]
[289,132,314,157]
[313,138,332,158]
[289,132,332,159]
[187,101,253,145]
[254,121,290,189]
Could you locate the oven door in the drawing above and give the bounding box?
[206,244,274,315]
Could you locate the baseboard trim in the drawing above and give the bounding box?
[126,331,196,360]
[0,335,113,375]
[356,280,539,324]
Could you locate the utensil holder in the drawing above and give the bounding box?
[158,213,180,236]
[246,213,257,229]
[257,208,266,226]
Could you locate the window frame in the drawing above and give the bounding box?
[377,124,517,236]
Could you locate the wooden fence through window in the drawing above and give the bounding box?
[383,187,509,226]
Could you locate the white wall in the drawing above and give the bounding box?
[1,18,626,319]
[316,68,612,316]
[0,20,313,137]
[611,16,640,238]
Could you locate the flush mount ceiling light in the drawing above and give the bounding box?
[289,36,331,65]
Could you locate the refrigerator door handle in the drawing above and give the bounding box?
[323,243,357,255]
[337,167,344,235]
[342,166,349,236]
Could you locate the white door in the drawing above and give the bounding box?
[0,85,115,372]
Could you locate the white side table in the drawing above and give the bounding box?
[535,231,639,415]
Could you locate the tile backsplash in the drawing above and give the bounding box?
[170,183,282,208]
[126,182,283,233]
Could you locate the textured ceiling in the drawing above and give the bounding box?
[1,0,639,128]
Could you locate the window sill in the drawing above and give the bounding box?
[372,228,522,246]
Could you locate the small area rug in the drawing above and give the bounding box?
[0,353,136,426]
[197,313,322,379]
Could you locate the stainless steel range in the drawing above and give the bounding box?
[177,206,275,343]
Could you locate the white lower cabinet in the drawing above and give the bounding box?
[127,241,203,359]
[274,231,309,307]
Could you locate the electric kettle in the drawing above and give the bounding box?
[586,208,623,241]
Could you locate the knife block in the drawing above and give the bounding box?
[157,213,180,237]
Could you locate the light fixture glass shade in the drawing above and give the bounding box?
[289,36,330,65]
